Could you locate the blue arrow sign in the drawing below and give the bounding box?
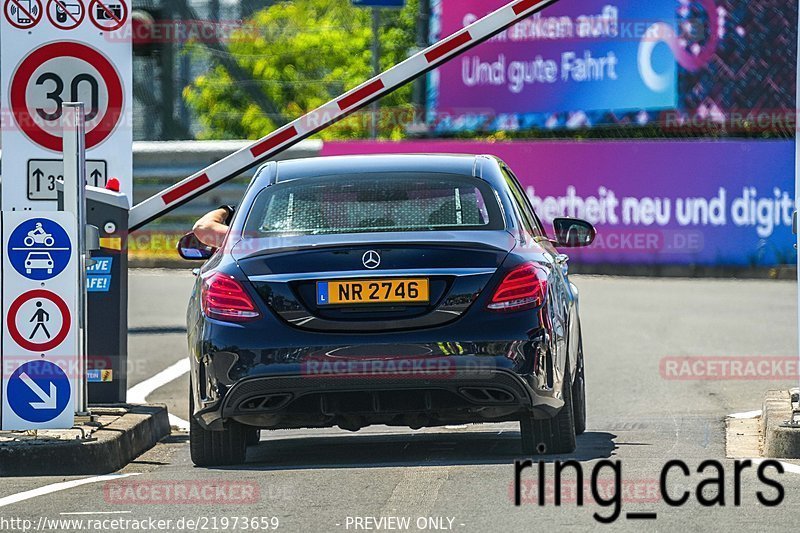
[7,361,71,423]
[7,218,72,281]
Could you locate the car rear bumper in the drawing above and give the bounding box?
[193,348,565,431]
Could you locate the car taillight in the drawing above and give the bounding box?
[201,273,260,322]
[488,262,547,311]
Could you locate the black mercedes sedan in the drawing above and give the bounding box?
[178,154,596,466]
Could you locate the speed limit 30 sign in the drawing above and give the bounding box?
[10,41,124,152]
[1,0,131,210]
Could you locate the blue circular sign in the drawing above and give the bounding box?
[7,361,71,423]
[7,218,72,281]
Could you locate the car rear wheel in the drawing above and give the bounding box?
[572,338,587,436]
[189,385,247,466]
[519,364,577,455]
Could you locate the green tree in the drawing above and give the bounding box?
[184,0,420,140]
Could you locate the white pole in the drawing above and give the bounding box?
[62,103,89,416]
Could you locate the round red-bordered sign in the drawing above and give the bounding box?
[7,290,72,353]
[10,41,124,152]
[88,0,126,32]
[4,0,43,30]
[46,0,85,30]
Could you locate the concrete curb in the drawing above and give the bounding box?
[0,405,171,477]
[761,390,800,458]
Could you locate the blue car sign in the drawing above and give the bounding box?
[7,218,72,281]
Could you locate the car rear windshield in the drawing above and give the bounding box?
[243,173,504,236]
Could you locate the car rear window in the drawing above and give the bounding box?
[243,173,504,236]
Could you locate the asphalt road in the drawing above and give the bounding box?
[1,270,799,533]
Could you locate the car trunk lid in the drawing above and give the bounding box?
[234,231,515,332]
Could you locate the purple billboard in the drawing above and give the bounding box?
[321,140,796,267]
[429,0,677,121]
[427,0,797,133]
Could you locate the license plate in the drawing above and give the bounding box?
[317,279,429,306]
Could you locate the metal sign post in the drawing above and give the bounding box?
[62,103,89,416]
[129,0,561,230]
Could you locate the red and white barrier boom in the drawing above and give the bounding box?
[128,0,561,231]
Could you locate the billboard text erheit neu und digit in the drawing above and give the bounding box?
[321,140,795,267]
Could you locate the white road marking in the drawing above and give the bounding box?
[169,413,190,432]
[752,458,800,475]
[729,410,762,419]
[127,358,192,431]
[127,358,190,404]
[0,474,140,509]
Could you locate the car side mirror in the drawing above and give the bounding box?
[177,232,215,260]
[553,218,596,248]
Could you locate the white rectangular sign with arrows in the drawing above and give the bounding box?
[1,211,79,430]
[27,159,108,200]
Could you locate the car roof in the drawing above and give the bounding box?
[256,154,499,185]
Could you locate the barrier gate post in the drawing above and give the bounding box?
[83,186,130,404]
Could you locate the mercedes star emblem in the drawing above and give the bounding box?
[362,250,381,269]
